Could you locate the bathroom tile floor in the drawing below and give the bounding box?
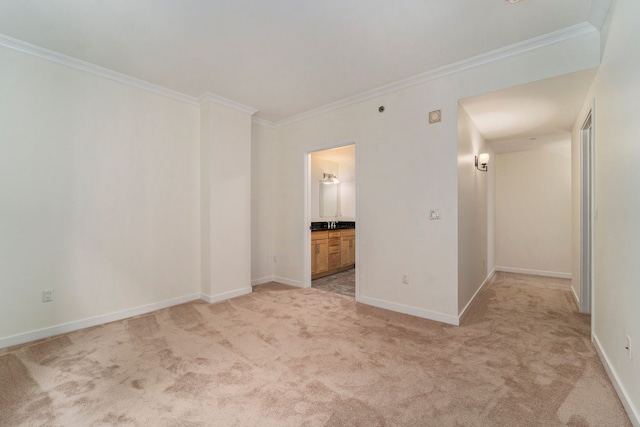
[311,268,355,297]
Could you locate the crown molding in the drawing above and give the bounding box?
[198,92,258,115]
[251,116,277,128]
[0,31,260,117]
[0,33,199,106]
[1,21,597,127]
[275,22,598,128]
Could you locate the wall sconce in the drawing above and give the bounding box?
[475,153,490,172]
[320,173,340,184]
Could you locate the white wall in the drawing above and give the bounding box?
[457,105,495,314]
[256,31,600,324]
[251,123,277,285]
[0,46,201,345]
[572,0,640,421]
[495,146,572,277]
[200,97,254,301]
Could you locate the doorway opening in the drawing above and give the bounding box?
[580,106,594,315]
[304,144,357,298]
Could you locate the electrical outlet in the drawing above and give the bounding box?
[626,335,632,360]
[402,274,409,285]
[42,289,53,303]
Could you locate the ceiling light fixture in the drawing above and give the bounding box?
[506,0,521,3]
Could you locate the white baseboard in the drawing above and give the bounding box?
[570,285,580,309]
[251,276,274,286]
[200,286,252,304]
[458,269,495,323]
[357,295,459,326]
[592,334,640,426]
[273,276,304,288]
[0,293,201,350]
[495,266,571,279]
[252,276,309,289]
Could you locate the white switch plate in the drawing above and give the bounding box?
[429,209,441,220]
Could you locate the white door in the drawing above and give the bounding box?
[579,109,594,314]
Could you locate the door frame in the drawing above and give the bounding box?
[579,101,595,320]
[303,142,358,297]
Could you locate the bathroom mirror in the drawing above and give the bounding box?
[319,183,338,218]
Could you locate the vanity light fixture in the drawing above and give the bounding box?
[475,153,490,172]
[320,173,340,184]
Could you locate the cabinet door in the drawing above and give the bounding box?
[311,242,318,274]
[340,235,356,267]
[328,248,341,270]
[313,240,329,274]
[348,237,356,265]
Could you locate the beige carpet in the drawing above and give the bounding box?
[0,273,630,426]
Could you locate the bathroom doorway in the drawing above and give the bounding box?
[304,144,357,298]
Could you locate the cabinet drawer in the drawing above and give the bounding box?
[328,244,340,254]
[311,231,328,240]
[340,229,355,237]
[328,237,341,246]
[328,231,341,238]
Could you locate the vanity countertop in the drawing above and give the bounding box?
[310,221,355,231]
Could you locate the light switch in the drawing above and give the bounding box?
[429,209,441,220]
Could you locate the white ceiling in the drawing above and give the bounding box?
[460,68,598,153]
[0,0,611,123]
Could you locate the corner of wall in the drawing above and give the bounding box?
[458,269,495,324]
